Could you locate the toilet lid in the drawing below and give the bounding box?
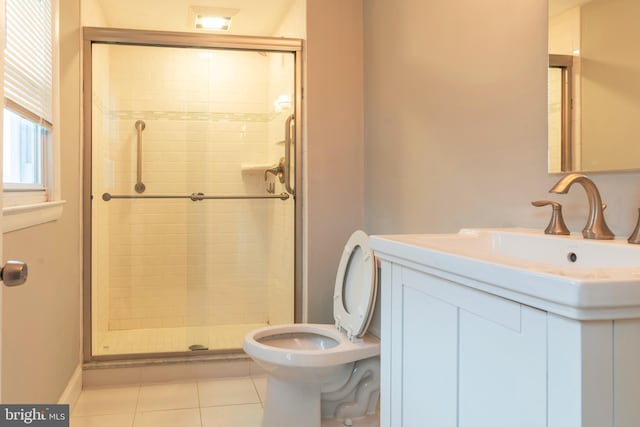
[333,230,377,341]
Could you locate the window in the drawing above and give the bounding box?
[2,0,63,232]
[3,107,48,192]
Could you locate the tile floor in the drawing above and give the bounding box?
[70,376,266,427]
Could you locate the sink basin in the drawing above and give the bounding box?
[390,228,640,270]
[370,228,640,320]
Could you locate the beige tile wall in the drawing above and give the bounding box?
[91,44,294,341]
[91,44,111,346]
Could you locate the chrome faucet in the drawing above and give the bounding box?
[549,173,614,240]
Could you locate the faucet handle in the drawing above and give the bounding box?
[532,200,570,235]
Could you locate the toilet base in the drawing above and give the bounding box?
[321,414,379,427]
[261,375,380,427]
[261,376,323,427]
[260,358,380,427]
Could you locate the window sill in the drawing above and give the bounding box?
[3,200,66,233]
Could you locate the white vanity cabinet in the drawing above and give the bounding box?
[371,231,640,427]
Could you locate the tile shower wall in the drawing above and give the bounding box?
[92,44,294,344]
[91,44,111,344]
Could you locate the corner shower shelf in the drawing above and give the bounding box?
[241,163,276,174]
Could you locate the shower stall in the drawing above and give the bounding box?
[82,28,302,360]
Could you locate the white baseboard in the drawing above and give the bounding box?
[58,364,82,411]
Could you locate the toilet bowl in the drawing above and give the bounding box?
[243,230,380,427]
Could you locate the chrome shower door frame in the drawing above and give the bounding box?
[82,27,304,362]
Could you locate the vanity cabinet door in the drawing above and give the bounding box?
[396,282,458,426]
[383,264,548,427]
[458,304,547,427]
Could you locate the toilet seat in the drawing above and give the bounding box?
[333,230,377,342]
[246,323,379,368]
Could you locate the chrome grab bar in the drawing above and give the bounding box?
[101,192,289,202]
[134,120,146,193]
[283,114,295,195]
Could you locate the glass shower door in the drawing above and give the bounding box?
[89,41,297,357]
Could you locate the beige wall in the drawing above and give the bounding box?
[1,0,82,402]
[549,6,581,55]
[304,0,365,323]
[364,0,640,243]
[580,0,640,171]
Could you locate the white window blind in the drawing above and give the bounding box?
[4,0,53,126]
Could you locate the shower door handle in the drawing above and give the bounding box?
[1,260,28,287]
[283,114,295,196]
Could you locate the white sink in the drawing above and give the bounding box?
[370,228,640,320]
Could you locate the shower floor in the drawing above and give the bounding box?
[95,323,268,356]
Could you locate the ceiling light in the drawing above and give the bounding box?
[196,15,231,31]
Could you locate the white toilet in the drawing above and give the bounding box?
[243,230,380,427]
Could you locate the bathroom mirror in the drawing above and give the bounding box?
[548,0,640,173]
